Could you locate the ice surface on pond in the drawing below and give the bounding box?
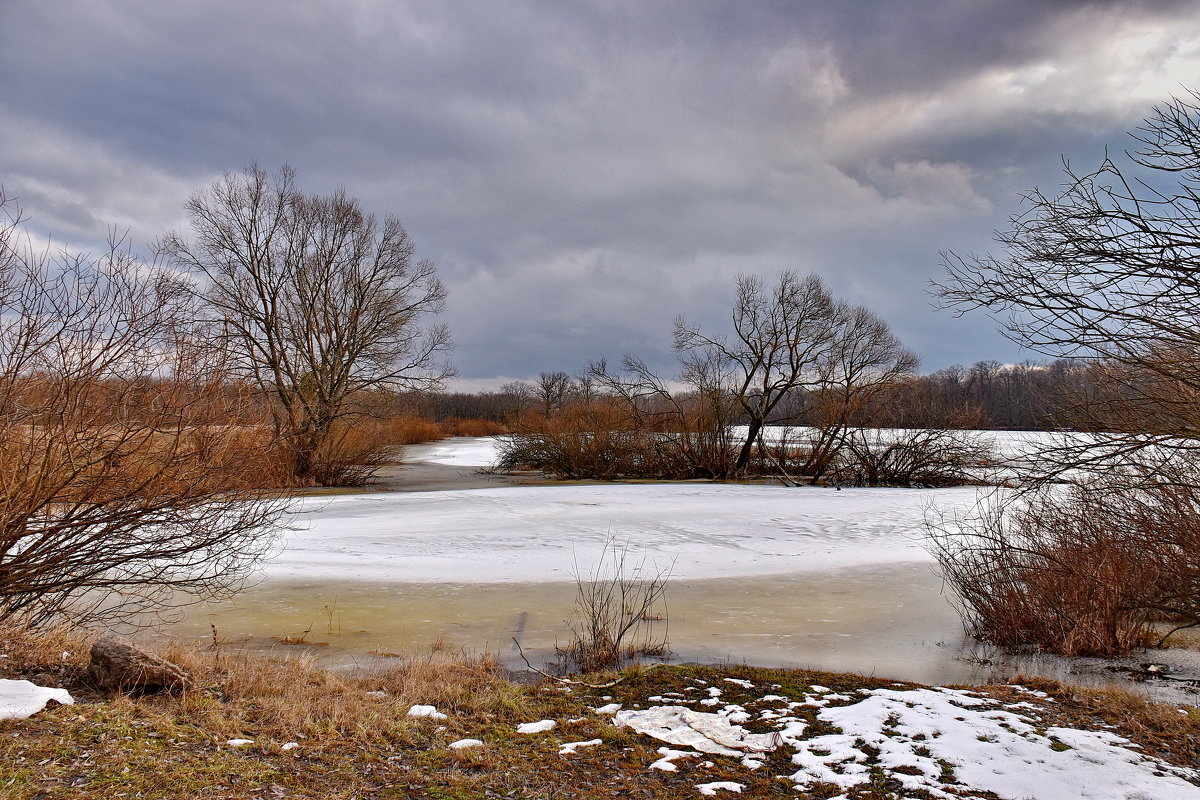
[414,437,502,467]
[275,483,979,583]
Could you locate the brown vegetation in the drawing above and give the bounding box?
[2,626,1197,799]
[0,192,286,626]
[930,91,1200,656]
[928,479,1200,656]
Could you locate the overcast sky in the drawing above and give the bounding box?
[3,1,1199,386]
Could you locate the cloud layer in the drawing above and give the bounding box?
[4,0,1199,381]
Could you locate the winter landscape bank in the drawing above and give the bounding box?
[6,436,1194,799]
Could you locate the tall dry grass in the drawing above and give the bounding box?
[0,622,525,745]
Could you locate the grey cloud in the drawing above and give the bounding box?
[3,0,1199,380]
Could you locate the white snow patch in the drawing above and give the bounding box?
[226,738,254,747]
[650,747,696,771]
[592,703,622,715]
[449,738,484,749]
[788,687,1200,799]
[407,704,448,719]
[615,706,780,755]
[559,738,603,755]
[696,781,744,796]
[281,742,300,751]
[517,719,556,734]
[0,679,73,721]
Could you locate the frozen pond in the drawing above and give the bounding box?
[272,483,980,583]
[157,437,1200,697]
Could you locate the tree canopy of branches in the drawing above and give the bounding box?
[940,91,1200,477]
[166,164,453,485]
[675,271,916,478]
[0,192,285,626]
[494,271,919,483]
[931,91,1200,653]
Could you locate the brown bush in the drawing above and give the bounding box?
[556,540,671,673]
[826,427,995,487]
[440,417,506,437]
[376,415,446,446]
[927,478,1200,656]
[495,401,698,479]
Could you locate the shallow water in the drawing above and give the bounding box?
[142,561,1199,703]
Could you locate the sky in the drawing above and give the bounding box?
[2,0,1199,387]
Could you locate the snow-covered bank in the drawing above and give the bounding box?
[614,677,1200,800]
[274,483,979,583]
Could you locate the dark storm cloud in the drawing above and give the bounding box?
[3,0,1199,380]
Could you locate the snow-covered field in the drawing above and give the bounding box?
[277,482,979,583]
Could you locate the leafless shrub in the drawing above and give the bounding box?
[0,191,286,626]
[927,477,1200,656]
[557,540,671,673]
[828,427,995,487]
[494,401,696,479]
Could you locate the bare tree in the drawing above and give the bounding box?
[535,371,575,417]
[675,272,839,474]
[0,192,285,626]
[498,380,536,423]
[801,304,918,482]
[939,91,1200,479]
[930,91,1200,654]
[164,164,453,485]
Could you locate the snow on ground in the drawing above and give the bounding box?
[517,719,557,734]
[616,681,1200,799]
[274,483,979,583]
[0,679,73,720]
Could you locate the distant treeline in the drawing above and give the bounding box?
[405,359,1096,433]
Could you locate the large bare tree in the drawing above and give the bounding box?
[939,91,1200,482]
[930,92,1200,653]
[0,192,285,626]
[802,304,919,482]
[674,272,839,473]
[165,164,453,484]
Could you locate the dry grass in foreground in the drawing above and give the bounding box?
[1,627,1198,799]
